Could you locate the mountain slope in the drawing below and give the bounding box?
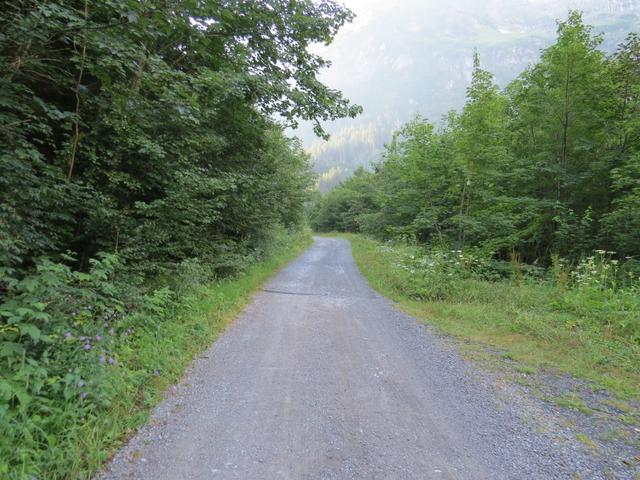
[302,0,640,191]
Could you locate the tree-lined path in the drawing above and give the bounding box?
[101,238,610,480]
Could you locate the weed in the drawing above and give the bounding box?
[515,365,537,375]
[620,415,639,425]
[0,231,312,479]
[575,433,598,451]
[514,377,532,386]
[554,395,593,415]
[600,428,633,444]
[340,234,640,400]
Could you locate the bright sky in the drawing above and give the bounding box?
[335,0,388,34]
[311,0,389,83]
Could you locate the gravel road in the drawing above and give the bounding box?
[100,237,632,480]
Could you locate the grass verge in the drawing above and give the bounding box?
[338,233,640,402]
[45,230,312,479]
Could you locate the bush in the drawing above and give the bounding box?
[0,254,186,477]
[554,251,640,341]
[0,254,128,477]
[0,227,310,478]
[382,246,514,301]
[365,240,640,343]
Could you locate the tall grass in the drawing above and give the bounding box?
[343,234,640,400]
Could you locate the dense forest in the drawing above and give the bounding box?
[302,0,639,191]
[0,1,358,477]
[309,120,389,191]
[311,12,640,264]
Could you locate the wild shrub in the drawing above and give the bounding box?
[555,252,640,341]
[0,255,127,476]
[370,241,640,343]
[0,228,310,478]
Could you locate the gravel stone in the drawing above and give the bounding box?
[98,237,638,480]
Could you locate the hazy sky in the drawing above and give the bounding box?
[315,0,640,87]
[298,0,640,145]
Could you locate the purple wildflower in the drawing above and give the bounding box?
[108,357,116,365]
[99,355,106,364]
[80,392,88,400]
[64,332,72,339]
[83,343,92,351]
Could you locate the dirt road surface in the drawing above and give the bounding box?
[100,237,618,479]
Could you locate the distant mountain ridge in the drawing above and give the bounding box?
[301,0,640,191]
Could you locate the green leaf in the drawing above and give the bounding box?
[20,323,41,342]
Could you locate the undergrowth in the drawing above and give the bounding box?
[0,229,311,479]
[341,234,640,400]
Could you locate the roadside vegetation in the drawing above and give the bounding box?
[345,234,639,401]
[0,1,357,478]
[310,13,640,400]
[2,229,310,479]
[310,13,639,264]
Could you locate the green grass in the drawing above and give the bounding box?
[553,394,594,415]
[575,433,599,452]
[515,365,537,375]
[600,427,634,444]
[337,233,640,401]
[41,230,312,479]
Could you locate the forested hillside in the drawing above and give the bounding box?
[305,0,640,190]
[309,120,391,191]
[0,1,358,477]
[311,12,640,264]
[311,12,640,404]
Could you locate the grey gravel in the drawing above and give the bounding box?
[99,237,638,480]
